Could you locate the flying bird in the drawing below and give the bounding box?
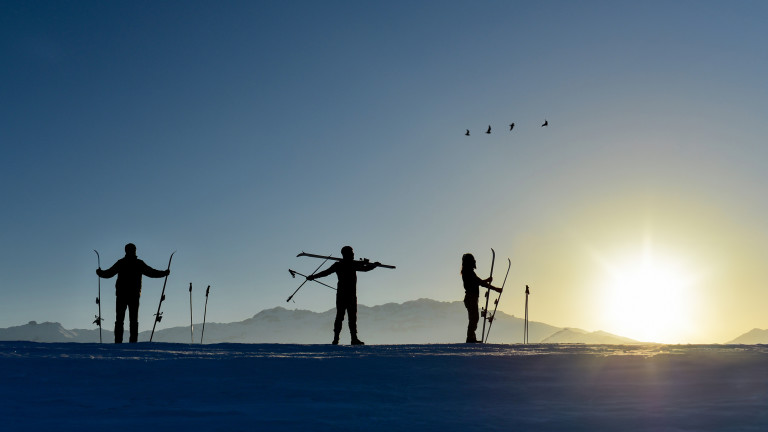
[465,129,470,136]
[541,119,548,127]
[509,123,515,131]
[486,125,491,134]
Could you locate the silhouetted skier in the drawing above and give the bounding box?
[541,119,548,127]
[307,246,380,345]
[509,123,515,131]
[96,243,170,343]
[486,125,491,134]
[465,129,470,136]
[461,253,501,343]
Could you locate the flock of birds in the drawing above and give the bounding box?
[465,119,548,136]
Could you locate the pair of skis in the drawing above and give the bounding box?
[480,250,531,344]
[286,251,395,302]
[480,248,510,344]
[92,250,175,343]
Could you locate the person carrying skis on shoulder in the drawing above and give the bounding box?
[96,243,170,343]
[461,253,502,343]
[307,246,380,345]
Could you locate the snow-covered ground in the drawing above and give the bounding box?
[2,342,767,431]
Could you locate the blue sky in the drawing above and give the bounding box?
[2,1,768,343]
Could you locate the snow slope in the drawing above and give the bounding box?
[2,342,767,431]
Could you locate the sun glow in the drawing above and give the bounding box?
[598,243,697,344]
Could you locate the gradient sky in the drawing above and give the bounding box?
[2,0,767,343]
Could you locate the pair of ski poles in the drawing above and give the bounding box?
[185,283,213,344]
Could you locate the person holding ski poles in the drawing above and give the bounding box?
[461,253,502,343]
[307,246,380,345]
[96,243,170,343]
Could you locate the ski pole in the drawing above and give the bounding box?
[150,251,175,342]
[93,249,103,343]
[287,254,333,302]
[189,282,194,344]
[484,257,510,343]
[481,248,495,343]
[524,285,530,344]
[201,285,210,344]
[288,269,337,291]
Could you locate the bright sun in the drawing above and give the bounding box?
[598,242,697,343]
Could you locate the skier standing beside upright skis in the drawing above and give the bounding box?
[96,243,170,343]
[307,246,381,345]
[461,253,502,343]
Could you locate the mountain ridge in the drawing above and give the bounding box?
[0,298,639,344]
[727,328,768,344]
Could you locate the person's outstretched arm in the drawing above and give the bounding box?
[97,261,120,279]
[141,261,170,278]
[357,261,380,272]
[307,263,337,281]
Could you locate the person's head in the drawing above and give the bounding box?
[461,253,476,273]
[341,246,354,260]
[125,243,137,257]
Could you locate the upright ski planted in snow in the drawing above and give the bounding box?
[93,249,103,343]
[480,248,495,342]
[484,258,510,343]
[150,251,175,342]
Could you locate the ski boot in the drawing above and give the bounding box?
[351,338,365,346]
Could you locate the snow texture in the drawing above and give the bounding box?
[2,342,768,431]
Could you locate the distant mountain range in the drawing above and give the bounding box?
[540,328,641,344]
[0,298,642,345]
[727,328,768,344]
